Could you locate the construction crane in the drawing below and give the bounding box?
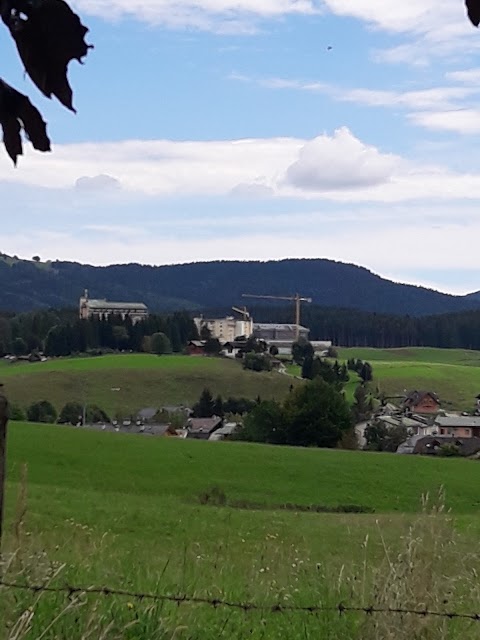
[231,305,250,321]
[242,293,312,341]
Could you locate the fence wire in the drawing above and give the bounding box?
[1,579,480,621]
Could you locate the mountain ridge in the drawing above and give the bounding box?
[0,253,478,316]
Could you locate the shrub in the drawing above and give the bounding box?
[151,332,172,355]
[438,443,461,457]
[58,401,83,425]
[88,405,110,424]
[326,345,339,358]
[8,404,25,421]
[243,353,272,372]
[27,400,57,424]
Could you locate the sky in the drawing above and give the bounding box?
[1,0,480,294]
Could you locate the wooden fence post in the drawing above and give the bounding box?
[0,385,8,549]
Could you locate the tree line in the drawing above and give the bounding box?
[252,305,480,350]
[0,309,198,357]
[5,303,480,357]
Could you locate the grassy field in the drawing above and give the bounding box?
[335,348,480,410]
[339,347,480,366]
[2,423,480,638]
[3,347,479,416]
[0,354,298,416]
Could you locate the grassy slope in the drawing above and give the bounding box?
[338,347,480,410]
[4,347,478,413]
[4,423,480,638]
[339,347,480,366]
[0,354,298,414]
[7,421,480,515]
[5,422,480,578]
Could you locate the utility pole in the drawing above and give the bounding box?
[0,384,8,548]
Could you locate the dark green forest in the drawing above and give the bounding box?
[255,305,480,349]
[2,304,480,356]
[0,309,198,357]
[1,253,480,316]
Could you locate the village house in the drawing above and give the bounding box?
[209,422,240,441]
[136,407,158,424]
[79,290,148,324]
[403,390,440,415]
[186,416,223,440]
[434,415,480,438]
[399,435,480,457]
[186,340,207,356]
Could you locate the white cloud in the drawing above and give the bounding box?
[66,0,476,65]
[75,174,121,191]
[322,0,443,33]
[0,137,300,196]
[322,0,477,64]
[2,129,480,204]
[408,109,480,134]
[447,68,480,84]
[230,182,274,198]
[286,127,398,190]
[72,0,320,31]
[238,74,479,110]
[70,0,467,40]
[232,72,480,138]
[333,86,478,111]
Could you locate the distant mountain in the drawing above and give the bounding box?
[0,253,478,316]
[463,290,480,303]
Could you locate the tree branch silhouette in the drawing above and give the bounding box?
[0,0,91,164]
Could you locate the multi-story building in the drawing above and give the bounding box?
[79,290,148,324]
[193,315,253,342]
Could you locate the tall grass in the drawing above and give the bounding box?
[357,491,480,639]
[1,492,479,639]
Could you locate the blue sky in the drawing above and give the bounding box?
[2,0,480,293]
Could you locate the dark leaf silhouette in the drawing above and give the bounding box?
[1,0,92,112]
[467,0,480,25]
[0,79,50,164]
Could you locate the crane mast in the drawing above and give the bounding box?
[241,293,312,341]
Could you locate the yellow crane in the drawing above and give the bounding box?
[241,293,312,341]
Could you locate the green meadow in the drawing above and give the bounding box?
[0,355,298,416]
[287,346,480,408]
[338,347,480,410]
[2,347,480,415]
[2,422,480,638]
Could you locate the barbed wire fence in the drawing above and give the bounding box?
[1,578,480,622]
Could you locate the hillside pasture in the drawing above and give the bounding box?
[339,347,480,366]
[0,354,298,415]
[3,423,480,638]
[337,347,480,410]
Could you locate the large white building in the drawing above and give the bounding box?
[253,323,310,342]
[79,290,148,324]
[193,315,253,342]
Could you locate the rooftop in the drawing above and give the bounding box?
[435,416,480,428]
[86,299,148,311]
[137,407,157,421]
[404,390,440,405]
[253,323,309,331]
[187,417,222,432]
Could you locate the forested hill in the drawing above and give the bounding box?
[0,254,479,316]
